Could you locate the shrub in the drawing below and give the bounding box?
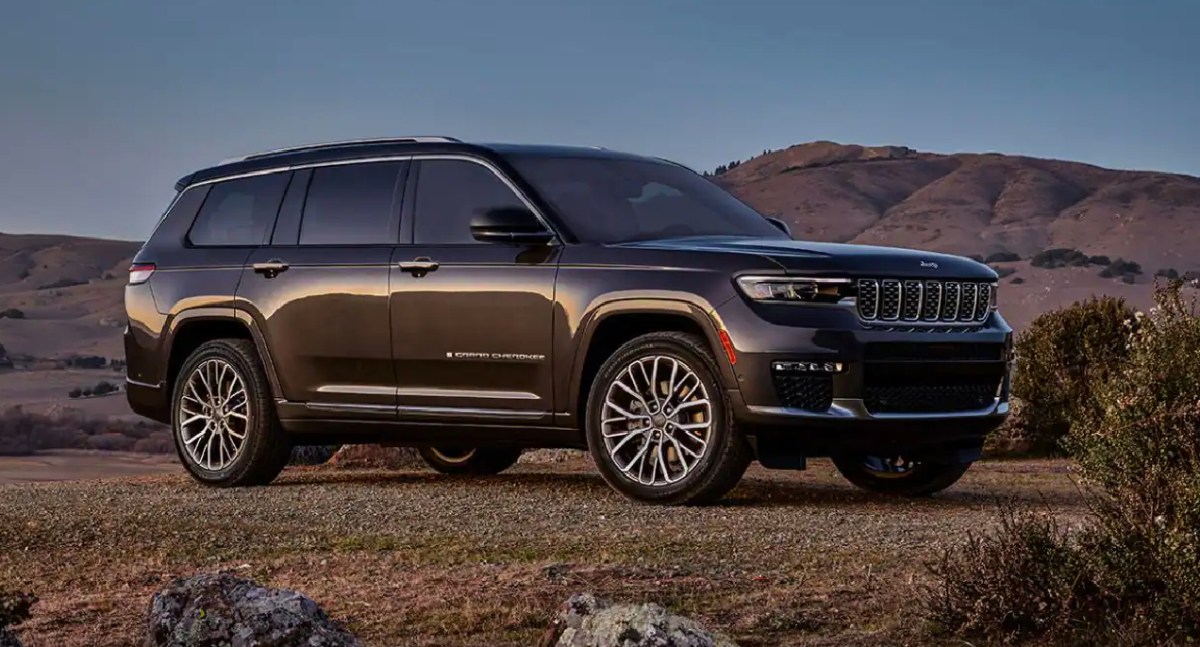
[1101,258,1143,278]
[1156,267,1180,279]
[92,380,118,395]
[1089,254,1111,266]
[1010,276,1025,284]
[0,406,170,455]
[1007,295,1135,454]
[0,589,36,630]
[992,266,1016,278]
[37,278,84,290]
[926,283,1200,645]
[1031,247,1089,269]
[68,387,82,398]
[985,251,1020,263]
[0,308,24,319]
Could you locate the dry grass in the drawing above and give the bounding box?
[0,457,1086,646]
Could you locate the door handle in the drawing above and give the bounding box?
[398,257,439,276]
[252,260,289,278]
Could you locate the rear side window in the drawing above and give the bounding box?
[414,160,526,244]
[188,172,290,246]
[299,162,402,245]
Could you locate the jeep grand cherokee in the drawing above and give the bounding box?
[125,137,1011,504]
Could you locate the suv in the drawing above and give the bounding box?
[126,137,1011,504]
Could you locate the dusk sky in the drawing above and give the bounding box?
[1,0,1197,240]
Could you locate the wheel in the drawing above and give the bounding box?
[832,454,972,497]
[418,446,523,475]
[171,339,291,487]
[585,331,750,505]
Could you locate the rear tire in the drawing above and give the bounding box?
[418,446,523,475]
[832,454,971,497]
[171,339,291,487]
[585,331,750,505]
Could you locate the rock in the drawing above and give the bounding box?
[146,572,363,647]
[328,444,422,469]
[541,593,738,647]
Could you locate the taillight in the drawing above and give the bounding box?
[128,263,156,285]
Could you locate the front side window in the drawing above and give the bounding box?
[508,155,787,244]
[413,159,526,244]
[188,172,290,246]
[299,162,402,245]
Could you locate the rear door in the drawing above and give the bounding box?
[389,157,559,423]
[239,161,407,416]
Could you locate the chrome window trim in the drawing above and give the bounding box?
[179,153,563,243]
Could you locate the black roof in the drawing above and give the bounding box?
[175,138,660,191]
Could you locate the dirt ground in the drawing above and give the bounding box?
[0,450,177,484]
[0,457,1088,647]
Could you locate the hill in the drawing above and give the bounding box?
[716,141,1200,327]
[0,233,139,359]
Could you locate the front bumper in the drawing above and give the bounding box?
[716,298,1012,455]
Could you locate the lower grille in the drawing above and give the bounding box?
[863,381,999,414]
[773,373,833,412]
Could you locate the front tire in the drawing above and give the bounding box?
[585,331,750,505]
[171,339,291,487]
[832,454,971,497]
[418,446,523,475]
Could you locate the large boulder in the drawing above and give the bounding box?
[146,572,362,647]
[541,593,738,647]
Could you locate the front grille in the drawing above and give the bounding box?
[856,279,992,323]
[863,381,999,414]
[773,373,833,412]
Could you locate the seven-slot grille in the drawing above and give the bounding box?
[856,279,993,323]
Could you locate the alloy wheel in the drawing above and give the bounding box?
[601,355,713,486]
[177,358,250,472]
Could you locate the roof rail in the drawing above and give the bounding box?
[223,136,462,164]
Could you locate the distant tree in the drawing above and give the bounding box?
[81,388,93,397]
[0,308,25,320]
[1156,268,1180,279]
[68,388,82,399]
[92,381,118,396]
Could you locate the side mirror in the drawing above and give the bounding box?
[766,217,792,237]
[470,207,555,245]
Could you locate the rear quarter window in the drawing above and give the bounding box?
[187,172,291,247]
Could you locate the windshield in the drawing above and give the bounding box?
[508,155,788,244]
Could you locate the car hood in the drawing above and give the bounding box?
[613,236,997,280]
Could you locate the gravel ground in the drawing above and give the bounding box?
[0,456,1087,646]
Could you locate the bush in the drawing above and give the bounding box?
[0,406,170,456]
[68,387,82,398]
[1156,268,1180,279]
[985,251,1021,263]
[37,278,84,290]
[992,266,1016,278]
[926,283,1200,645]
[1007,295,1135,454]
[1031,247,1089,269]
[92,380,118,395]
[1101,258,1143,278]
[1010,276,1025,284]
[0,308,24,319]
[1089,254,1112,266]
[0,589,36,630]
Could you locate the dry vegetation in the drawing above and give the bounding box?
[0,458,1085,647]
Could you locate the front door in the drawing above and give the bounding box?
[238,161,407,416]
[390,157,558,424]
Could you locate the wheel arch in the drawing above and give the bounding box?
[568,299,735,424]
[164,309,281,401]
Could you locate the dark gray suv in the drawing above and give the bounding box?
[125,137,1011,504]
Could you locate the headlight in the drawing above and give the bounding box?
[735,276,852,304]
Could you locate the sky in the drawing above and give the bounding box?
[1,0,1197,240]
